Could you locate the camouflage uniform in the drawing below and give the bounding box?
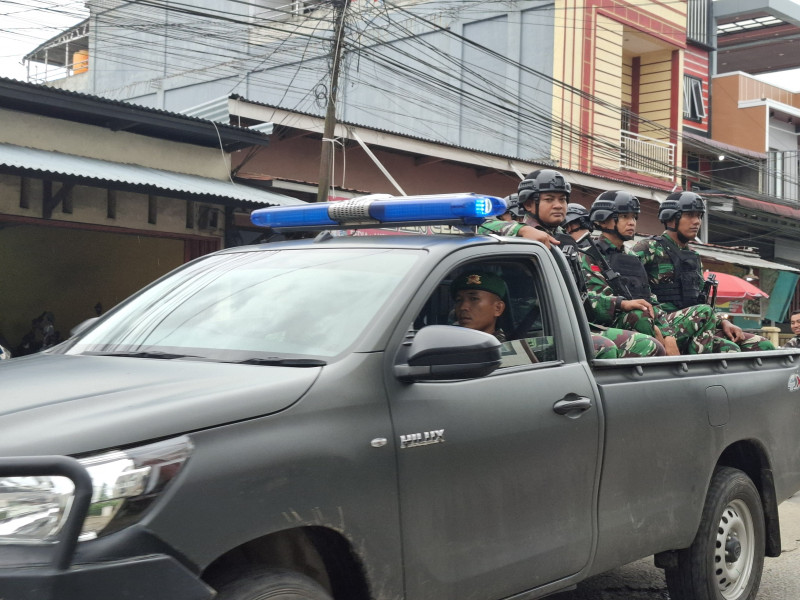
[481,219,663,358]
[479,218,526,237]
[579,237,728,354]
[596,328,665,358]
[479,213,558,237]
[783,336,800,349]
[578,237,672,339]
[629,234,774,353]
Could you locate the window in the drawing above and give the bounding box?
[684,76,707,122]
[414,258,557,367]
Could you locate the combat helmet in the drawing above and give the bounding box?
[517,169,571,219]
[563,203,592,232]
[590,190,640,241]
[658,191,705,223]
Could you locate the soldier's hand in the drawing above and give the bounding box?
[720,319,745,342]
[620,299,654,317]
[518,226,559,248]
[663,335,681,356]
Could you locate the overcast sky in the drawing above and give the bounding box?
[2,0,800,91]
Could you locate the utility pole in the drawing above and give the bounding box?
[316,0,348,203]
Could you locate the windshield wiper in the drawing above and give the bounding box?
[86,351,200,360]
[232,357,327,367]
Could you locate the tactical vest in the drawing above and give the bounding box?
[596,243,651,301]
[649,236,703,309]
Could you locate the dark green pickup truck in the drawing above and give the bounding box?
[1,194,799,600]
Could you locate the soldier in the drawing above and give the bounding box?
[579,191,681,355]
[479,191,559,247]
[629,191,775,352]
[782,310,800,349]
[450,269,632,358]
[451,271,509,341]
[563,203,593,244]
[482,171,665,358]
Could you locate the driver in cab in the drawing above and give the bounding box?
[451,271,508,342]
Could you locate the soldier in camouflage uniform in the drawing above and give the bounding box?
[449,269,662,359]
[629,191,774,353]
[479,192,559,247]
[578,190,735,355]
[783,310,800,349]
[480,171,664,358]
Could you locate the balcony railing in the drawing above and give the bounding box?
[620,130,676,180]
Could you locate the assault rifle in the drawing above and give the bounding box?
[576,237,633,300]
[697,272,718,308]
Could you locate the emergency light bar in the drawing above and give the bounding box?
[250,193,507,231]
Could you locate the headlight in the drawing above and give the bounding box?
[0,436,192,544]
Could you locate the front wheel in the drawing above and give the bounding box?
[665,467,765,600]
[214,568,334,600]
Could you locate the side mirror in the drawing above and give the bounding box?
[70,317,99,337]
[394,325,502,382]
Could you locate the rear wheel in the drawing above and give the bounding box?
[214,568,333,600]
[665,467,765,600]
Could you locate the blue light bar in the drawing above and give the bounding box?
[250,193,507,230]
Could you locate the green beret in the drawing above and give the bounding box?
[451,271,506,299]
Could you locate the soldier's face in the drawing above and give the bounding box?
[791,313,800,335]
[615,212,638,237]
[454,290,505,334]
[529,192,568,226]
[677,211,703,240]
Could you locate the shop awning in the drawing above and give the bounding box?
[0,143,303,206]
[691,243,800,273]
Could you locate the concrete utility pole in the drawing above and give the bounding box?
[316,0,349,203]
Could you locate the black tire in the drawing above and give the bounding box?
[214,568,334,600]
[665,467,765,600]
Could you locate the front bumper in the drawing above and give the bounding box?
[0,456,214,600]
[0,554,214,600]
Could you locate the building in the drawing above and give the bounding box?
[0,77,300,351]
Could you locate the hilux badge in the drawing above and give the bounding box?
[400,429,445,449]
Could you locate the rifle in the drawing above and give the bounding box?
[578,238,633,299]
[697,273,718,308]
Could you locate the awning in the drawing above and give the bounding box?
[691,244,800,273]
[0,143,303,206]
[736,196,800,220]
[683,131,768,160]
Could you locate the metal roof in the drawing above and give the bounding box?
[0,143,304,206]
[0,78,271,152]
[692,244,800,273]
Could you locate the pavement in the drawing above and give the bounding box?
[549,493,800,599]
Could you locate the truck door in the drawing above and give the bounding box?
[386,254,600,600]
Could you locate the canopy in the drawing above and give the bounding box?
[704,271,770,301]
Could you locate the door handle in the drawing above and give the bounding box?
[553,395,593,418]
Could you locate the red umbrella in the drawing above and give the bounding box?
[703,270,769,301]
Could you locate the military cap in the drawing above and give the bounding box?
[451,271,506,299]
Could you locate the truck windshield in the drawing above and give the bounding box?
[64,248,421,361]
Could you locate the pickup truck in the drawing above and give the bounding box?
[1,193,800,600]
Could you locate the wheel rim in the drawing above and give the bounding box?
[714,498,755,599]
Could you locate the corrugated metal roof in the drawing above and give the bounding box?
[692,244,800,273]
[0,143,304,206]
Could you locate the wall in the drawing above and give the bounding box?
[0,224,184,348]
[711,75,768,153]
[82,0,556,164]
[551,0,685,174]
[591,14,624,171]
[683,45,709,134]
[0,109,230,180]
[0,174,224,240]
[637,49,675,141]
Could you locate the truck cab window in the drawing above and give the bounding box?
[415,258,557,367]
